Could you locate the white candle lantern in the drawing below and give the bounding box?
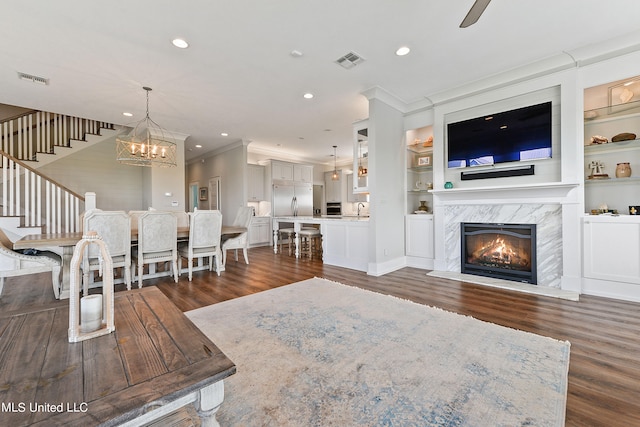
[68,231,115,342]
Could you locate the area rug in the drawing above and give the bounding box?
[186,278,570,426]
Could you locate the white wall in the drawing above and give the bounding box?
[37,138,145,211]
[186,141,247,225]
[148,136,187,211]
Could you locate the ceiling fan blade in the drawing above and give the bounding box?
[460,0,492,28]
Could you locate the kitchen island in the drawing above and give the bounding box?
[273,216,369,272]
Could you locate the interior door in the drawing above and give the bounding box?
[189,182,199,212]
[208,177,221,210]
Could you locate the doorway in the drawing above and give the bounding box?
[188,182,199,212]
[208,176,221,210]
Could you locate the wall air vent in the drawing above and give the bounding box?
[335,51,365,69]
[18,72,49,85]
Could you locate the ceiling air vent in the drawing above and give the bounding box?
[18,72,49,85]
[335,51,365,69]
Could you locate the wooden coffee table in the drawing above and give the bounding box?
[0,287,235,426]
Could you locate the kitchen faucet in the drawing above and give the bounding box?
[357,202,365,216]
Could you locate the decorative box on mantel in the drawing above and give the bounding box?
[68,232,115,343]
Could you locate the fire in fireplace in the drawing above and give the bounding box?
[461,222,537,284]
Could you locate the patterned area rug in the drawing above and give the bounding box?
[186,278,570,426]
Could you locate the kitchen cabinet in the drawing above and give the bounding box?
[247,164,265,201]
[271,160,294,181]
[270,160,313,183]
[294,164,313,183]
[346,174,367,203]
[352,120,369,194]
[325,170,343,203]
[249,216,272,247]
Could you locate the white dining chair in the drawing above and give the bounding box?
[179,210,222,281]
[82,210,131,294]
[0,228,61,299]
[222,207,253,268]
[132,211,178,287]
[127,210,147,233]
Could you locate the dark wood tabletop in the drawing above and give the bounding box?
[0,287,235,426]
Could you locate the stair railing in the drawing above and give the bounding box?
[1,109,115,162]
[1,150,84,233]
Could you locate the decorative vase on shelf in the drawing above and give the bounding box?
[615,162,632,178]
[418,201,429,212]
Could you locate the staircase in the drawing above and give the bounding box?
[0,109,119,234]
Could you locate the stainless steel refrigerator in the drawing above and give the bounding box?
[273,180,313,216]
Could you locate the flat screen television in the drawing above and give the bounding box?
[447,101,552,169]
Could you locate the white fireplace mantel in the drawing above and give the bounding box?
[431,182,580,204]
[431,181,583,291]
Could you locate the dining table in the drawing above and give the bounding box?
[0,286,235,426]
[13,225,247,299]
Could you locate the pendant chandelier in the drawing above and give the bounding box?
[116,87,177,167]
[331,145,339,181]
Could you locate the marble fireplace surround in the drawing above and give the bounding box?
[432,183,580,290]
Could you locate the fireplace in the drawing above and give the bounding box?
[461,222,537,284]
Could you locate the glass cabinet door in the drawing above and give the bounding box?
[353,119,369,193]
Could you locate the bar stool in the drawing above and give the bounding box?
[278,228,296,256]
[298,228,322,260]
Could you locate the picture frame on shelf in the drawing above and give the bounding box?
[199,187,208,201]
[416,154,432,167]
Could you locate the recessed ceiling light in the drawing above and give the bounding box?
[172,38,189,49]
[123,112,133,117]
[303,93,314,99]
[221,132,228,136]
[195,144,202,148]
[395,46,410,56]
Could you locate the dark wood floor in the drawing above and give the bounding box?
[2,246,640,426]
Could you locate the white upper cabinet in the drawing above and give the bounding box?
[346,174,367,203]
[247,164,265,201]
[294,164,313,183]
[271,160,294,181]
[270,160,312,183]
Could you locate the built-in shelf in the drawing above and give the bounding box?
[584,100,640,122]
[584,140,640,154]
[585,176,640,185]
[408,165,433,173]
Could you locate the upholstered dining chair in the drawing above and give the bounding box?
[178,209,222,281]
[127,210,147,234]
[0,228,61,299]
[132,211,178,288]
[82,210,131,295]
[221,207,253,268]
